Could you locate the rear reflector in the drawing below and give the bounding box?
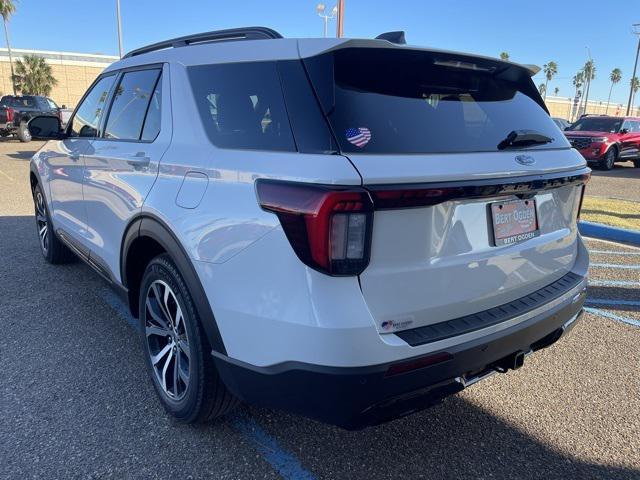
[256,180,374,276]
[385,352,453,377]
[368,169,591,210]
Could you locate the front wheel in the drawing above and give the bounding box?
[139,254,238,423]
[599,148,616,170]
[17,123,32,142]
[633,159,640,168]
[32,184,75,264]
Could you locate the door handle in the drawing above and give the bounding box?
[127,151,151,167]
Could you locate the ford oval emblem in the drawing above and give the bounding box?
[515,155,536,166]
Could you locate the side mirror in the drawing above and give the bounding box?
[28,115,65,139]
[620,128,629,135]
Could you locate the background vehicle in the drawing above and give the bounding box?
[552,117,571,130]
[564,115,640,169]
[0,95,65,142]
[28,27,589,429]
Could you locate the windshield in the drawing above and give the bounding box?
[566,117,622,133]
[303,48,568,154]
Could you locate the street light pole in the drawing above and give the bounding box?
[336,0,344,38]
[626,24,640,116]
[116,0,124,58]
[316,3,338,38]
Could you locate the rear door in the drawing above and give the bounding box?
[83,64,170,281]
[619,120,640,160]
[304,47,587,333]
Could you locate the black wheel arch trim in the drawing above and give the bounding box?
[121,213,227,355]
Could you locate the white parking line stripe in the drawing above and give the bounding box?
[584,307,640,327]
[589,250,640,256]
[589,280,640,287]
[590,263,640,270]
[0,168,15,181]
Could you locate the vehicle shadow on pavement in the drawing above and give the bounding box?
[239,401,638,480]
[2,215,637,480]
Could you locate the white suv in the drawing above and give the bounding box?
[28,27,589,429]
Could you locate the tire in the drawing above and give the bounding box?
[633,159,640,168]
[139,254,238,423]
[599,147,617,170]
[17,123,32,143]
[32,184,76,264]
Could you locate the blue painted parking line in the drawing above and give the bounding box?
[585,298,640,307]
[584,307,640,328]
[579,221,640,247]
[232,413,317,480]
[588,279,640,287]
[589,250,640,256]
[590,263,640,270]
[100,288,140,332]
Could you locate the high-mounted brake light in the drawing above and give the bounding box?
[256,180,374,276]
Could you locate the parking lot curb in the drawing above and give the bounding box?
[579,221,640,247]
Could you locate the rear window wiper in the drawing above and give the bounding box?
[497,130,553,150]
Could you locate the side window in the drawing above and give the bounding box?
[621,121,632,133]
[70,75,116,137]
[188,61,295,151]
[104,69,160,140]
[46,98,59,110]
[140,74,162,141]
[630,121,640,133]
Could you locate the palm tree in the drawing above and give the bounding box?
[631,76,640,110]
[13,54,57,96]
[542,61,558,101]
[0,0,17,95]
[581,60,596,116]
[538,83,546,97]
[554,87,560,96]
[571,72,584,121]
[605,68,622,114]
[499,52,510,61]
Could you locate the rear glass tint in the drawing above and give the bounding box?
[188,62,295,151]
[304,49,569,154]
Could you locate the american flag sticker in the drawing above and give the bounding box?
[345,127,372,148]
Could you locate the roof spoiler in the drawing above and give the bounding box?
[522,64,541,76]
[375,31,406,45]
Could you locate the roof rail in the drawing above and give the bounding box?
[122,27,283,59]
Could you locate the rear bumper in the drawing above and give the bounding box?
[213,284,586,429]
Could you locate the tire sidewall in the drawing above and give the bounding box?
[18,123,32,142]
[138,256,205,421]
[601,148,616,170]
[33,185,52,261]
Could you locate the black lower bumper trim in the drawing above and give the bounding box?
[396,271,584,347]
[213,284,585,430]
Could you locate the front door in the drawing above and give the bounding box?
[47,74,116,248]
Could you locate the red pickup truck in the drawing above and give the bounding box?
[564,115,640,170]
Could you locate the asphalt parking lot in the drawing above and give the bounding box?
[1,140,639,480]
[587,161,640,202]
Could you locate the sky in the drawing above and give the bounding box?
[5,0,639,105]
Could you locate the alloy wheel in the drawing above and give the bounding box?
[35,191,49,254]
[144,280,191,401]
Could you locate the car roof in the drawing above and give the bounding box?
[105,27,540,79]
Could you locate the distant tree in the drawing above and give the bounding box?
[538,83,546,97]
[499,52,510,61]
[542,61,558,101]
[605,68,622,114]
[631,76,640,109]
[13,54,58,96]
[581,60,596,115]
[0,0,17,95]
[553,87,560,96]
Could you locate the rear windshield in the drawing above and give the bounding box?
[304,48,569,154]
[0,96,38,108]
[566,117,622,133]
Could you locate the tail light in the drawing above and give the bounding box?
[256,180,373,276]
[5,107,14,122]
[56,109,63,122]
[576,171,591,219]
